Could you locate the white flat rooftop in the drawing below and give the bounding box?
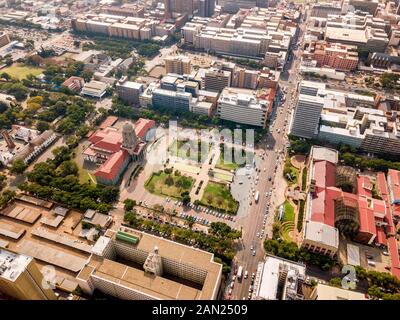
[0,248,31,282]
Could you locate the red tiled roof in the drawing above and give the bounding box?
[376,172,389,200]
[314,160,336,188]
[61,76,84,91]
[99,116,118,130]
[95,150,129,181]
[89,128,122,154]
[358,198,377,236]
[357,175,372,198]
[372,198,386,219]
[134,118,155,140]
[388,237,400,279]
[388,169,400,203]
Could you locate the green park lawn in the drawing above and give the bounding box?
[282,200,295,223]
[145,171,194,199]
[1,64,44,80]
[279,200,295,241]
[78,167,97,185]
[200,181,238,214]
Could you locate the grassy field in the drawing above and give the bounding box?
[145,171,194,199]
[78,167,97,185]
[282,200,295,223]
[200,181,238,214]
[1,64,44,80]
[278,200,296,241]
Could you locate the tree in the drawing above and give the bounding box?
[81,70,93,82]
[36,120,50,133]
[0,174,6,191]
[165,175,174,186]
[328,277,342,288]
[137,43,160,57]
[0,101,8,113]
[56,160,78,177]
[10,159,27,174]
[124,198,136,212]
[181,191,191,206]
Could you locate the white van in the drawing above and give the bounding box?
[244,271,249,279]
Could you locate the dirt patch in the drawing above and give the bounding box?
[291,155,306,169]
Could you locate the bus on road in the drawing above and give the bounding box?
[237,266,243,280]
[254,191,259,203]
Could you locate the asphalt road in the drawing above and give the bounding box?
[229,13,307,300]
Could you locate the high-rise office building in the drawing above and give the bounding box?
[290,94,325,139]
[217,88,268,127]
[171,0,194,16]
[0,248,57,300]
[152,88,193,113]
[199,0,215,17]
[116,77,144,105]
[204,68,231,92]
[164,0,172,19]
[164,56,192,75]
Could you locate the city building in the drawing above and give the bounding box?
[290,93,325,139]
[191,100,214,116]
[13,130,58,165]
[0,248,57,300]
[11,125,38,143]
[182,9,294,59]
[302,41,359,71]
[300,65,346,80]
[81,80,108,98]
[301,146,399,260]
[217,88,268,127]
[204,68,231,92]
[310,283,368,300]
[102,4,145,17]
[252,255,306,300]
[219,0,257,13]
[0,93,16,108]
[116,77,144,105]
[0,32,11,48]
[164,55,191,75]
[289,81,400,156]
[71,14,176,42]
[170,0,194,16]
[76,227,222,300]
[325,26,389,53]
[61,76,85,93]
[348,0,379,15]
[302,147,340,257]
[199,0,215,17]
[84,119,154,185]
[310,3,343,18]
[232,68,259,90]
[152,88,194,113]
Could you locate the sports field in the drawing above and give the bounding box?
[1,64,44,80]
